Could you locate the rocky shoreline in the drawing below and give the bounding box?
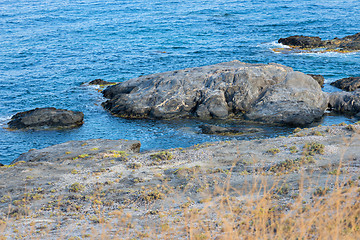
[0,123,359,238]
[3,58,360,238]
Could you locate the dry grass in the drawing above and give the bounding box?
[1,125,359,239]
[1,170,359,239]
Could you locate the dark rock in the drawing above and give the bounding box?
[330,77,360,91]
[199,124,261,135]
[328,91,360,115]
[278,35,322,48]
[278,33,360,51]
[89,79,114,86]
[8,107,84,130]
[102,61,328,126]
[308,74,325,87]
[11,139,141,164]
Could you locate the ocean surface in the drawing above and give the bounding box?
[0,0,359,164]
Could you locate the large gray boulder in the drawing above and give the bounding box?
[102,60,328,126]
[8,107,84,130]
[11,139,141,164]
[245,72,329,125]
[328,91,360,115]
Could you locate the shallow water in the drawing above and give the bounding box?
[1,0,359,164]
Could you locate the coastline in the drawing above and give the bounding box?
[1,123,359,238]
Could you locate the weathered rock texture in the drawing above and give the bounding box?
[328,91,360,115]
[278,33,360,51]
[8,107,84,130]
[330,77,360,92]
[102,61,328,126]
[308,74,325,87]
[11,139,141,164]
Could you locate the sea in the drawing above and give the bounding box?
[0,0,359,164]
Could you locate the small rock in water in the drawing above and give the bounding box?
[278,32,360,52]
[89,79,114,85]
[8,107,84,130]
[330,77,360,91]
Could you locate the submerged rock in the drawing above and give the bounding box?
[89,79,114,86]
[102,60,328,126]
[328,91,360,115]
[11,139,141,164]
[8,107,84,130]
[199,124,261,135]
[278,33,360,52]
[330,77,360,91]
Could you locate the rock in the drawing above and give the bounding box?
[245,72,329,126]
[278,33,360,52]
[308,74,325,87]
[328,91,360,115]
[330,77,360,91]
[8,107,84,130]
[89,79,114,86]
[11,139,141,164]
[278,35,322,48]
[102,60,328,126]
[199,124,261,135]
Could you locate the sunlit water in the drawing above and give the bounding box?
[1,0,359,164]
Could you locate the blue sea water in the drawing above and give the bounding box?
[0,0,359,164]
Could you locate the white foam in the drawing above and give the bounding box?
[259,41,291,49]
[0,116,11,126]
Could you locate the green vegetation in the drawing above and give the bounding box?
[269,156,314,173]
[127,163,142,169]
[109,150,128,161]
[150,151,173,162]
[303,142,325,156]
[293,127,302,133]
[266,148,280,155]
[289,146,298,153]
[68,182,85,193]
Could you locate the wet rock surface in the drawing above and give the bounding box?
[88,79,114,85]
[330,77,360,91]
[8,107,84,130]
[278,33,360,51]
[102,61,328,126]
[278,32,360,52]
[328,91,360,115]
